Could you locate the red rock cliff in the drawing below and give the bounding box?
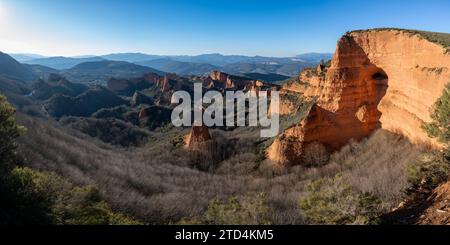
[268,29,450,165]
[184,125,212,150]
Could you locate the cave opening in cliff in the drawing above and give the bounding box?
[371,69,389,104]
[372,71,388,81]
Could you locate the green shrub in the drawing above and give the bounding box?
[178,193,272,225]
[1,95,139,224]
[0,95,26,173]
[422,84,450,144]
[299,176,381,225]
[406,151,450,193]
[54,185,139,225]
[0,95,38,224]
[351,29,450,52]
[2,167,55,224]
[9,167,140,225]
[409,85,450,193]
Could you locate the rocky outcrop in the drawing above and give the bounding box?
[155,73,193,94]
[108,71,275,105]
[138,105,172,129]
[184,125,212,150]
[386,177,450,225]
[131,91,153,106]
[183,125,223,171]
[202,71,269,91]
[269,29,450,165]
[108,72,194,105]
[107,73,160,96]
[415,180,450,225]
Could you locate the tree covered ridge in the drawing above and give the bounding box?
[0,94,139,225]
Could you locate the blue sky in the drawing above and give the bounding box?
[0,0,449,56]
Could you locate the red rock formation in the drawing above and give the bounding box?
[142,73,160,85]
[415,180,450,225]
[107,72,160,96]
[269,29,450,165]
[203,71,266,91]
[316,63,326,73]
[138,106,147,120]
[184,125,212,149]
[209,70,230,85]
[131,91,153,106]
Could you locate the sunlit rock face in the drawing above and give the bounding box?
[184,125,212,150]
[202,70,270,91]
[268,29,450,166]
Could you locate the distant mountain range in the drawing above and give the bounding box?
[0,50,333,89]
[136,58,221,76]
[294,53,335,62]
[97,52,332,66]
[23,64,58,80]
[101,53,163,63]
[0,52,165,85]
[222,61,315,77]
[24,56,106,70]
[8,53,47,63]
[60,60,165,84]
[240,73,290,84]
[12,52,332,77]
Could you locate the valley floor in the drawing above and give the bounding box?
[15,112,425,224]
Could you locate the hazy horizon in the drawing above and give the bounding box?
[7,51,334,59]
[1,0,449,57]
